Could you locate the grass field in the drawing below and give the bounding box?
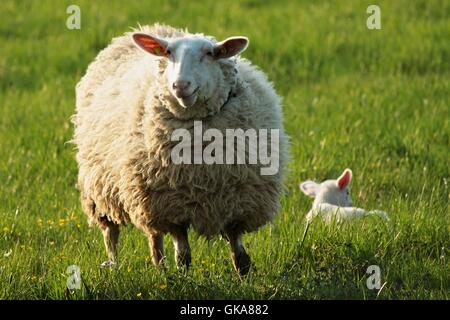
[0,0,448,299]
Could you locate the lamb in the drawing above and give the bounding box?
[299,169,389,224]
[72,23,289,275]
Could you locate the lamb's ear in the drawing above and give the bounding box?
[299,181,320,198]
[337,169,352,190]
[213,37,249,59]
[132,33,169,57]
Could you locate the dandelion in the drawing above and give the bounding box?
[136,292,142,298]
[37,218,43,227]
[159,284,167,290]
[47,219,54,226]
[2,227,9,234]
[127,266,132,273]
[77,224,81,229]
[31,275,37,281]
[59,218,65,226]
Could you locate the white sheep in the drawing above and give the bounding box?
[72,24,289,275]
[299,169,389,224]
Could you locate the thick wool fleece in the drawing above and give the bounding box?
[72,24,289,238]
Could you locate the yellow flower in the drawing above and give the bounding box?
[159,284,167,290]
[31,275,37,281]
[47,219,54,226]
[49,241,55,246]
[2,227,9,234]
[59,218,65,226]
[136,292,142,298]
[37,218,43,226]
[127,266,132,273]
[77,224,81,229]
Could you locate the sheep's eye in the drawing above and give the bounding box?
[166,49,171,56]
[206,51,213,56]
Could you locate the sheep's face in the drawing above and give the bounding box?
[133,33,248,109]
[300,169,353,207]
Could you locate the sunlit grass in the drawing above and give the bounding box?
[0,0,448,299]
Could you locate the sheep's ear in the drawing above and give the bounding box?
[132,33,169,57]
[299,181,319,198]
[337,169,352,190]
[213,37,249,59]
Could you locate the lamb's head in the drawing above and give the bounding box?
[132,32,248,116]
[300,169,353,207]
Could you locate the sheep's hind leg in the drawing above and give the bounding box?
[170,225,191,270]
[226,231,252,276]
[147,232,165,268]
[99,218,120,266]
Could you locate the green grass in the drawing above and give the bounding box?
[0,0,448,299]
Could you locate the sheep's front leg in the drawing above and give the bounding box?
[170,225,191,269]
[226,232,251,276]
[148,232,165,267]
[99,218,120,265]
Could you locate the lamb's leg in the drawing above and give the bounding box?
[99,218,120,265]
[226,231,251,276]
[148,232,165,267]
[367,210,390,221]
[170,225,191,269]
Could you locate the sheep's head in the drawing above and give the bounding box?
[132,32,248,114]
[300,169,353,207]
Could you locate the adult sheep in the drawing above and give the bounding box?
[72,24,289,275]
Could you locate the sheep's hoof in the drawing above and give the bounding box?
[232,251,252,276]
[100,260,115,268]
[176,252,191,270]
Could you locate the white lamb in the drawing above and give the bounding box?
[299,169,389,224]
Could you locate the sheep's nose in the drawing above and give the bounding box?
[172,80,191,91]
